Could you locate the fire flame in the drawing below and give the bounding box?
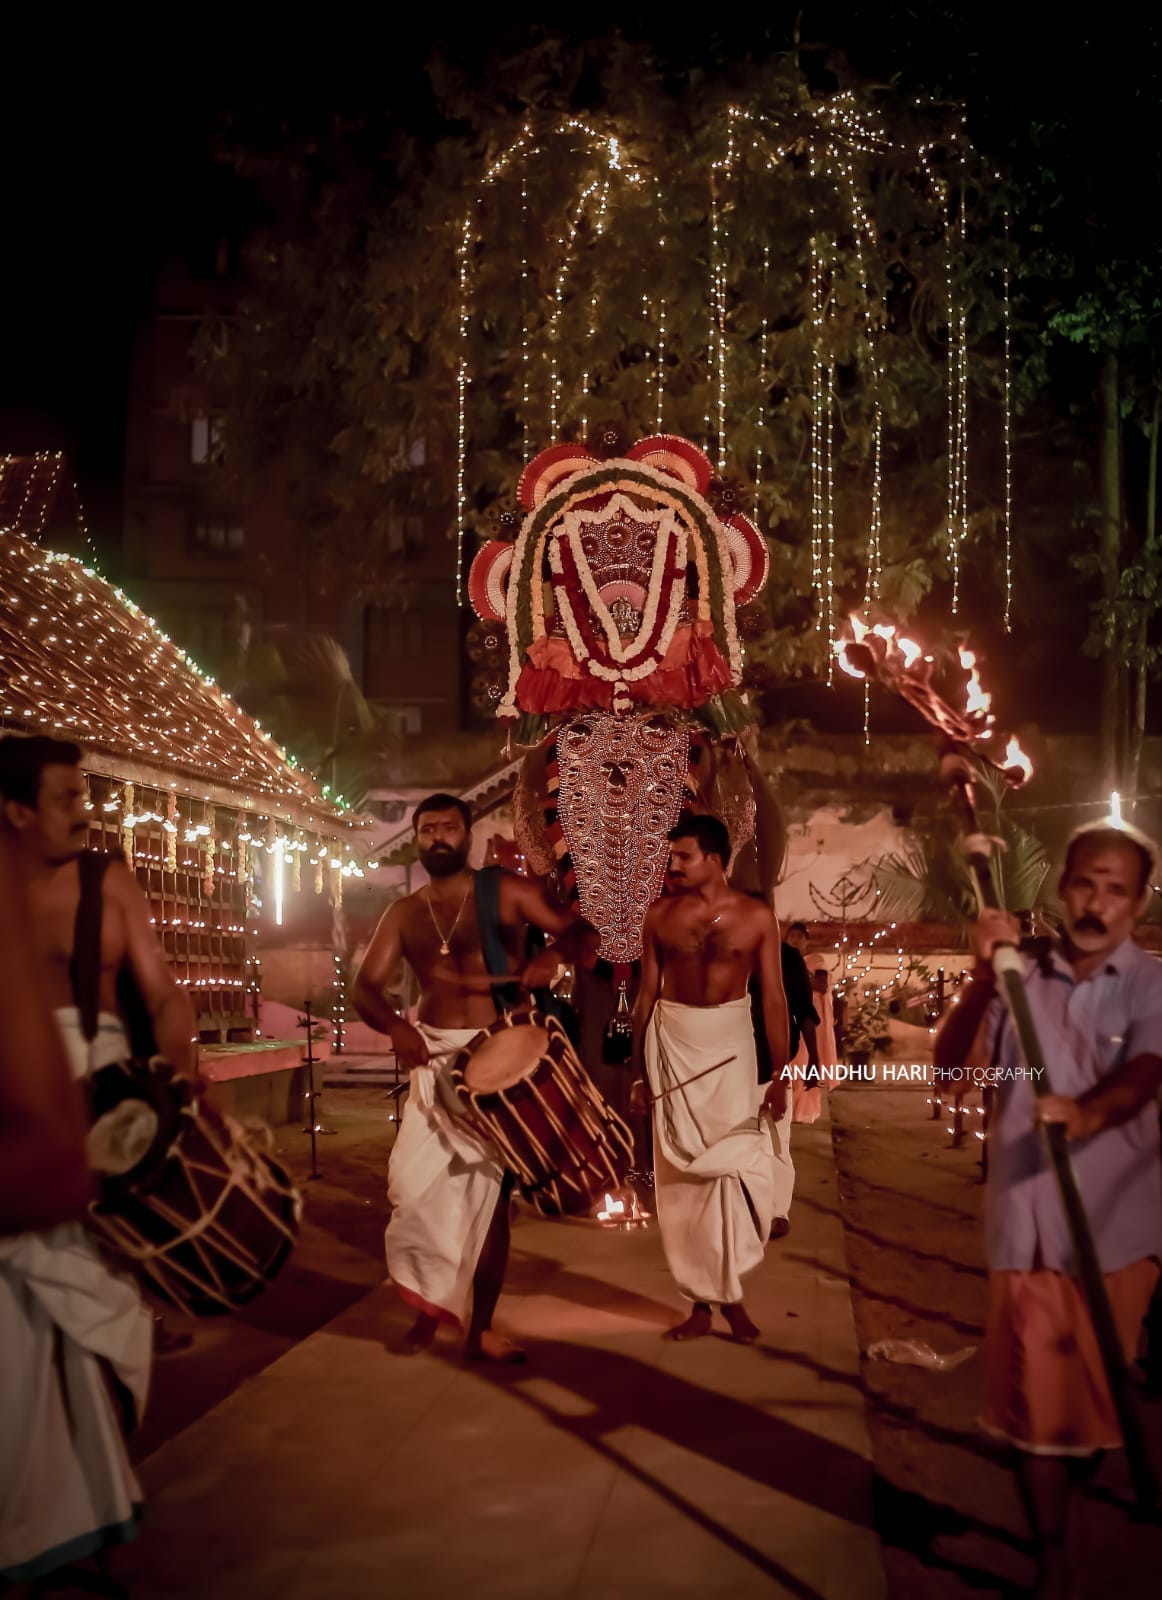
[836,639,865,680]
[964,670,992,720]
[595,1190,650,1226]
[1003,736,1033,782]
[838,615,1032,785]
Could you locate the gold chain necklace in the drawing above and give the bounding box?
[425,883,472,956]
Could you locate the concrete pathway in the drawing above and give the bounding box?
[126,1115,886,1600]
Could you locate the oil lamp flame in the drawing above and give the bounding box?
[898,638,922,668]
[1003,736,1033,782]
[595,1189,650,1226]
[871,623,896,642]
[849,613,870,643]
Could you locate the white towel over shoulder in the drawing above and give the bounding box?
[384,1023,505,1328]
[646,997,775,1305]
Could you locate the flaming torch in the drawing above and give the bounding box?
[838,613,1156,1508]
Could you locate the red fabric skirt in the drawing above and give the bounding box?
[981,1259,1158,1454]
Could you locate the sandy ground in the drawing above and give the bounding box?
[120,1081,1162,1598]
[829,1081,1162,1598]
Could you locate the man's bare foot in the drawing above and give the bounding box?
[769,1216,791,1241]
[663,1303,713,1341]
[721,1303,760,1343]
[466,1329,526,1364]
[398,1313,439,1355]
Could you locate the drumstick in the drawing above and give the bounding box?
[649,1055,737,1103]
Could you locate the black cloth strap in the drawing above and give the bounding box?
[473,866,522,1014]
[68,849,157,1057]
[70,851,113,1043]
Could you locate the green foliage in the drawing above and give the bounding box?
[199,41,1013,681]
[871,765,1051,925]
[843,993,889,1055]
[233,628,400,805]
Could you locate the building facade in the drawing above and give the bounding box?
[121,242,462,737]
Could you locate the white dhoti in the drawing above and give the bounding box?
[646,997,776,1305]
[767,1089,795,1219]
[384,1023,505,1328]
[0,1010,152,1583]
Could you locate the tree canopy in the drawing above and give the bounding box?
[197,12,1162,759]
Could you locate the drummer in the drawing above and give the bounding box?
[353,793,596,1363]
[0,734,197,1589]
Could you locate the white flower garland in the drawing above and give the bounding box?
[500,457,746,713]
[561,507,685,666]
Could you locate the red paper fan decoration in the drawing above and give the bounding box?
[517,443,599,510]
[468,540,514,622]
[626,435,714,494]
[724,513,770,605]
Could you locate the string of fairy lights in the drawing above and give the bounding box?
[0,451,96,564]
[0,535,368,847]
[452,102,1016,658]
[1002,204,1014,632]
[2,484,364,1050]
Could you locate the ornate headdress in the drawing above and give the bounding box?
[469,434,769,720]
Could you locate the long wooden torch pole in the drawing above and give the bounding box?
[942,755,1156,1509]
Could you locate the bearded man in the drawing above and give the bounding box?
[353,793,593,1362]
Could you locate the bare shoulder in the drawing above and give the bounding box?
[379,891,417,931]
[101,858,143,906]
[728,888,775,930]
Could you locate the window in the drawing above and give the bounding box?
[385,515,425,554]
[190,415,223,465]
[190,521,245,557]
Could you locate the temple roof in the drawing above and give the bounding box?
[0,453,86,550]
[0,528,365,838]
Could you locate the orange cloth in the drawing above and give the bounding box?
[981,1259,1159,1454]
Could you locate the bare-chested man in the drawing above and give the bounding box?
[632,813,789,1343]
[0,734,198,1588]
[353,792,594,1362]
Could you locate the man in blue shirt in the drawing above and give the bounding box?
[935,822,1162,1598]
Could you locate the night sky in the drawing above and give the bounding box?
[0,11,1153,551]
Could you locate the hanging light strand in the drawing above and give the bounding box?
[655,181,667,432]
[1002,202,1014,632]
[824,359,837,686]
[520,167,531,462]
[549,179,600,438]
[755,242,770,512]
[707,169,722,453]
[454,125,533,604]
[809,223,824,628]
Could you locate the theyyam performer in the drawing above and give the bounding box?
[352,793,595,1362]
[632,814,789,1342]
